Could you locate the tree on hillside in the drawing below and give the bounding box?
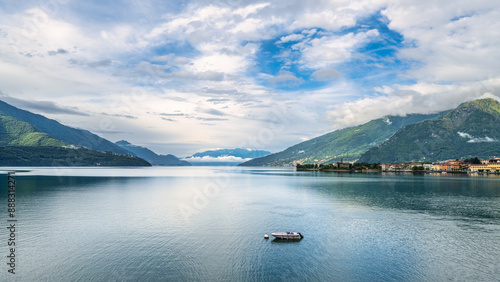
[464,157,481,164]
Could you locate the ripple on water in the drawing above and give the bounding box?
[0,168,498,281]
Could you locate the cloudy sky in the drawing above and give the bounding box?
[1,0,499,156]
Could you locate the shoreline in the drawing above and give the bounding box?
[297,168,499,175]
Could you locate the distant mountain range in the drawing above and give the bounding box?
[358,98,500,163]
[3,97,497,167]
[185,148,271,166]
[1,101,152,166]
[0,100,264,167]
[240,112,445,166]
[115,140,190,166]
[0,100,152,166]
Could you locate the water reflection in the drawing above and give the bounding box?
[270,238,303,244]
[0,167,498,281]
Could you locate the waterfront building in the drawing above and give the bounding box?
[423,164,433,170]
[469,163,500,172]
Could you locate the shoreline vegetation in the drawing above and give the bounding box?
[296,163,381,173]
[296,162,382,173]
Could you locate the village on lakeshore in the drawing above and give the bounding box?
[296,157,500,174]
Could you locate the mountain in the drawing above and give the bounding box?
[0,114,66,146]
[0,146,151,166]
[185,148,271,166]
[239,113,445,166]
[0,99,150,166]
[115,140,190,166]
[358,98,500,163]
[0,100,130,155]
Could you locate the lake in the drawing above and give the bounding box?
[1,167,499,281]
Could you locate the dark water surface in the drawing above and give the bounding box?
[0,167,499,281]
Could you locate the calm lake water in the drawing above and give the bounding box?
[1,167,499,281]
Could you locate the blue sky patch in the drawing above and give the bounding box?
[251,11,415,92]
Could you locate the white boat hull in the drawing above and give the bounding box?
[271,232,303,240]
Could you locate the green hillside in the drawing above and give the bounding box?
[358,98,500,163]
[0,115,66,146]
[0,100,151,166]
[0,146,151,166]
[240,112,445,166]
[0,100,131,155]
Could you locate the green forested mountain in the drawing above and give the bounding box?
[0,100,130,155]
[0,146,151,166]
[240,112,445,166]
[115,140,190,166]
[0,100,151,166]
[0,114,66,146]
[358,98,500,163]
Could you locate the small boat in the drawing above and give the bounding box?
[271,232,303,240]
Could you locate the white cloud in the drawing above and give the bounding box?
[146,3,277,53]
[311,68,341,81]
[296,29,380,69]
[277,33,305,44]
[457,132,473,139]
[173,71,225,81]
[234,3,271,18]
[183,156,252,163]
[457,132,498,143]
[468,137,498,143]
[289,0,386,31]
[268,71,303,84]
[190,54,248,74]
[327,79,500,129]
[382,0,500,83]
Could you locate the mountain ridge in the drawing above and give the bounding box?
[0,100,130,155]
[115,140,190,166]
[0,100,150,166]
[240,112,446,166]
[358,98,500,163]
[0,114,67,146]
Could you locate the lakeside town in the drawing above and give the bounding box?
[296,157,500,174]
